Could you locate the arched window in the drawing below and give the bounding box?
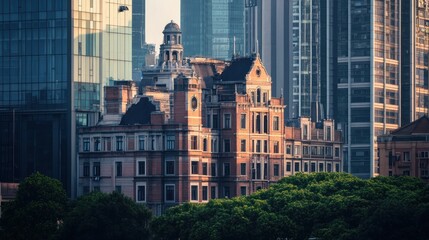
[166,35,170,43]
[178,36,181,44]
[172,51,178,61]
[165,50,170,60]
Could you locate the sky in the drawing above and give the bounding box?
[145,0,181,52]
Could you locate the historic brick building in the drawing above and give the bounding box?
[378,116,429,181]
[77,22,342,214]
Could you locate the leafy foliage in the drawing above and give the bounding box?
[152,173,429,240]
[59,191,152,240]
[0,172,67,240]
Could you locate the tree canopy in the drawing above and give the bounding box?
[59,191,152,240]
[152,173,429,240]
[0,172,68,240]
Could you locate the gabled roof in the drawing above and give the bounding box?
[390,115,429,135]
[120,97,156,125]
[220,57,254,82]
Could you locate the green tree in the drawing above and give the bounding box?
[0,172,67,240]
[60,191,151,240]
[152,173,429,240]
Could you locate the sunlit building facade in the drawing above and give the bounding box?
[0,0,131,196]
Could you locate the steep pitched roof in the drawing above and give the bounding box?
[220,57,254,82]
[390,115,429,135]
[120,97,156,125]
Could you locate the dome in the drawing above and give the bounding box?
[163,20,181,33]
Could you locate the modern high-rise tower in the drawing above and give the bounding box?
[245,0,334,121]
[334,0,401,178]
[181,0,245,60]
[0,0,132,196]
[132,0,146,81]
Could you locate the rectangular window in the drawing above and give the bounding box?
[327,163,332,172]
[224,113,231,129]
[213,114,219,129]
[115,186,122,193]
[224,163,230,176]
[167,135,175,150]
[116,136,124,151]
[310,163,316,172]
[191,161,199,174]
[151,137,156,150]
[304,162,309,172]
[116,162,122,177]
[286,162,291,172]
[202,186,208,201]
[335,147,340,157]
[83,138,90,151]
[137,161,146,176]
[83,162,90,177]
[273,116,279,131]
[191,185,198,201]
[224,186,230,198]
[211,186,217,199]
[241,139,246,152]
[138,135,145,150]
[137,185,146,202]
[326,126,332,141]
[203,139,208,151]
[335,163,340,172]
[224,139,231,152]
[166,160,174,175]
[403,152,410,161]
[240,186,247,196]
[294,162,300,172]
[256,140,261,152]
[202,163,208,175]
[263,140,268,153]
[274,141,279,153]
[94,137,100,151]
[211,163,217,176]
[165,185,175,202]
[274,164,280,176]
[240,114,246,129]
[286,145,292,154]
[93,162,100,177]
[240,163,246,175]
[319,163,324,172]
[211,139,218,152]
[303,125,308,140]
[191,136,198,150]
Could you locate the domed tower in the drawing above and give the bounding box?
[159,20,184,69]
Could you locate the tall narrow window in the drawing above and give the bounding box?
[202,163,208,175]
[138,135,145,150]
[203,138,208,151]
[94,137,100,151]
[83,138,90,152]
[274,164,280,176]
[83,162,90,177]
[191,136,198,150]
[116,136,123,151]
[274,141,279,153]
[165,185,175,202]
[256,88,261,103]
[191,185,198,201]
[273,116,279,131]
[240,114,246,129]
[326,126,332,141]
[241,139,246,152]
[191,161,199,174]
[224,139,231,152]
[224,113,231,129]
[211,163,217,176]
[240,186,247,196]
[202,186,208,201]
[224,163,230,176]
[263,115,268,133]
[116,162,122,177]
[211,186,217,199]
[93,162,100,177]
[213,114,219,129]
[166,160,174,175]
[167,135,175,150]
[137,161,146,176]
[137,185,146,202]
[240,163,246,175]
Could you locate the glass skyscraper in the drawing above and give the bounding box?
[335,0,401,178]
[132,0,145,81]
[0,0,131,196]
[181,0,245,60]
